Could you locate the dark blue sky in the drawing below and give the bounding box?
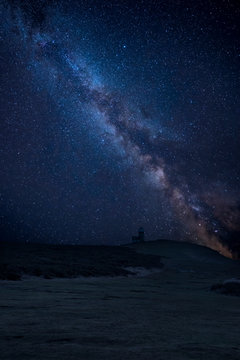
[0,0,239,256]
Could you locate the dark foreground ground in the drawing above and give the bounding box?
[0,240,240,360]
[0,242,163,280]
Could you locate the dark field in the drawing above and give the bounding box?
[0,242,163,280]
[0,240,240,360]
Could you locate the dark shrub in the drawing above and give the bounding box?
[211,280,240,296]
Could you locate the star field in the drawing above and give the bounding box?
[0,0,239,257]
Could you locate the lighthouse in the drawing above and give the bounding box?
[138,227,144,242]
[132,227,145,243]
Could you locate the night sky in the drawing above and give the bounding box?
[0,0,239,257]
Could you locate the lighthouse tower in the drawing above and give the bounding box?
[138,227,145,242]
[132,227,145,243]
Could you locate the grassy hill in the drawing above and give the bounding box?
[0,241,163,280]
[0,239,239,360]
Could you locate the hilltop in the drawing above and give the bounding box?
[0,239,240,360]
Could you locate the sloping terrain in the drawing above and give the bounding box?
[130,239,240,278]
[0,240,239,360]
[0,241,163,280]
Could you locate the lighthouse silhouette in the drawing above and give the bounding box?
[132,227,145,243]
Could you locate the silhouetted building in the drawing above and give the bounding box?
[132,227,145,243]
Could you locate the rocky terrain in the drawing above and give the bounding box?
[0,240,239,360]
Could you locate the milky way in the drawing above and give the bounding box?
[1,1,239,257]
